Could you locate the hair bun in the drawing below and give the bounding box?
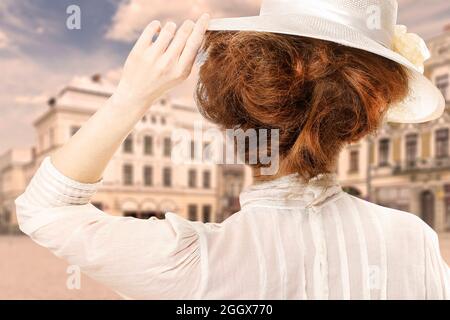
[197,31,409,180]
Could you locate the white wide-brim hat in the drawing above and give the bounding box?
[207,0,445,124]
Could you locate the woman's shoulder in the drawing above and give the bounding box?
[164,212,228,233]
[343,193,436,239]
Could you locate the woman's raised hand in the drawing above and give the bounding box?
[112,14,210,110]
[50,14,209,184]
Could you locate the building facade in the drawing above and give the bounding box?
[338,30,450,232]
[0,75,235,232]
[0,148,34,232]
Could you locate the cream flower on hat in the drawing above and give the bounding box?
[392,25,431,73]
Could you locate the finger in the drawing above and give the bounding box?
[163,20,195,61]
[130,21,161,55]
[178,14,210,70]
[151,22,177,56]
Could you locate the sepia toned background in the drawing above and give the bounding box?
[1,0,450,299]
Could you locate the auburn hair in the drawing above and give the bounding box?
[196,32,409,181]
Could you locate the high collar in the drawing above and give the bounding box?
[239,173,343,212]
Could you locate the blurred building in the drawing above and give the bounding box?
[338,29,450,232]
[216,164,245,222]
[0,148,34,232]
[0,74,249,232]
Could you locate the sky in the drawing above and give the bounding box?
[0,0,449,155]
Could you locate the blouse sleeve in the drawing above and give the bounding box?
[14,157,202,300]
[422,222,450,299]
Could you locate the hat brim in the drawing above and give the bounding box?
[207,14,445,124]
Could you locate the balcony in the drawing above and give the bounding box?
[392,157,450,174]
[434,156,450,168]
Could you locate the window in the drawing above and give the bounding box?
[143,166,153,186]
[161,117,166,125]
[163,137,172,157]
[2,210,11,224]
[444,185,450,230]
[202,205,212,223]
[378,139,390,167]
[406,134,418,167]
[140,211,164,220]
[349,150,359,173]
[188,204,198,221]
[188,169,197,188]
[123,134,134,153]
[203,142,212,161]
[436,128,449,159]
[163,167,172,187]
[438,45,450,56]
[124,211,138,218]
[70,126,81,137]
[436,74,449,98]
[190,141,196,160]
[144,136,153,155]
[203,170,211,189]
[92,202,103,211]
[123,164,134,186]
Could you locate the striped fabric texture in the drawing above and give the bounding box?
[14,156,450,299]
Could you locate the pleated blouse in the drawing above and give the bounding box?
[15,156,450,300]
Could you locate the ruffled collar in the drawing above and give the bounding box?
[239,173,343,212]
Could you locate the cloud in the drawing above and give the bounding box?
[397,0,450,39]
[14,93,50,105]
[106,0,260,42]
[0,56,62,153]
[106,0,450,42]
[0,46,123,155]
[0,30,10,49]
[0,0,28,30]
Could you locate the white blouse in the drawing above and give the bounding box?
[15,156,450,300]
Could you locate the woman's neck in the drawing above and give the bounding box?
[251,161,338,184]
